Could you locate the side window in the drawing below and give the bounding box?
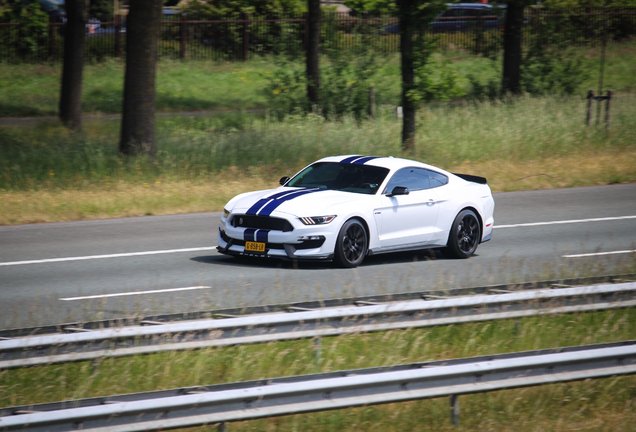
[384,167,430,193]
[427,169,448,188]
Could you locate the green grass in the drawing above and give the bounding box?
[2,94,635,190]
[1,308,635,431]
[1,94,635,224]
[0,39,634,117]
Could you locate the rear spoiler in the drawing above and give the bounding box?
[453,173,488,185]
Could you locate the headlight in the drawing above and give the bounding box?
[299,215,336,225]
[223,208,230,218]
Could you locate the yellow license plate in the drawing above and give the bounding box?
[245,241,266,252]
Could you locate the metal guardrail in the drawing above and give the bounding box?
[3,273,632,339]
[1,282,635,369]
[1,340,635,431]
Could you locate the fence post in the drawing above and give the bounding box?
[180,13,187,60]
[475,9,483,55]
[115,14,122,58]
[243,12,250,61]
[605,90,613,133]
[450,395,460,426]
[585,6,592,41]
[586,89,594,127]
[48,15,56,64]
[369,86,375,119]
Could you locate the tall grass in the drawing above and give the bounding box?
[1,94,635,191]
[1,308,635,431]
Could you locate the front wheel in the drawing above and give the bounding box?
[334,219,368,268]
[446,209,481,259]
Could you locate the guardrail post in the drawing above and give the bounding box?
[450,395,460,426]
[313,336,322,366]
[218,422,228,432]
[586,89,594,127]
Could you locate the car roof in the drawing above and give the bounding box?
[315,155,452,175]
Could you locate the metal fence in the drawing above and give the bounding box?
[0,7,634,63]
[1,282,635,369]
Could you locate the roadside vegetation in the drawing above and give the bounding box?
[1,306,635,431]
[0,41,634,118]
[1,91,635,225]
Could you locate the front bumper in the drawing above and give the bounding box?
[217,213,337,261]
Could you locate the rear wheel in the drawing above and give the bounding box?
[446,209,481,259]
[334,219,368,268]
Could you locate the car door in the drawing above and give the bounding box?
[374,167,440,249]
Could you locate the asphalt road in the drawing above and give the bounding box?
[1,184,635,329]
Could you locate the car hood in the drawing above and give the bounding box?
[230,187,372,217]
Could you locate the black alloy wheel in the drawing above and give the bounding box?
[446,209,481,259]
[335,219,368,268]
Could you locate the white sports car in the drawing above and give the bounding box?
[218,155,494,267]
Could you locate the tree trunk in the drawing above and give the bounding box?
[59,0,87,130]
[398,0,416,152]
[119,0,163,157]
[306,0,321,108]
[502,0,525,95]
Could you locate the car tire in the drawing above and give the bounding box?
[334,219,368,268]
[446,209,481,259]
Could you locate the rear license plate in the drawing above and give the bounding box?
[245,241,266,252]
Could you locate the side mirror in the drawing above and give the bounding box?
[279,176,291,186]
[387,186,409,197]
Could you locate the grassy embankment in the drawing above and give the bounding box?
[0,41,635,225]
[1,307,635,431]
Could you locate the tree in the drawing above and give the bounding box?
[59,0,87,130]
[306,0,321,107]
[396,0,447,152]
[119,0,163,157]
[501,0,525,95]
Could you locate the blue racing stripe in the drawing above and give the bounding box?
[340,155,363,163]
[258,188,322,216]
[352,156,380,165]
[243,228,256,241]
[256,229,269,243]
[246,190,297,215]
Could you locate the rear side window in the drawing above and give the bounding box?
[384,167,430,193]
[428,170,449,188]
[384,167,448,193]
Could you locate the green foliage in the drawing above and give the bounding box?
[408,36,465,104]
[261,57,308,115]
[320,47,380,119]
[88,0,113,22]
[343,0,396,14]
[520,18,589,96]
[180,0,305,16]
[0,2,49,57]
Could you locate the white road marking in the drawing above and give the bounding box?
[494,215,636,229]
[563,250,636,258]
[0,246,218,267]
[59,285,213,301]
[2,215,635,267]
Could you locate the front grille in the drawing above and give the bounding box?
[230,215,294,232]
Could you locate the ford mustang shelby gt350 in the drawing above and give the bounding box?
[218,155,494,267]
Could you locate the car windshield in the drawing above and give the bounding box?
[286,162,390,195]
